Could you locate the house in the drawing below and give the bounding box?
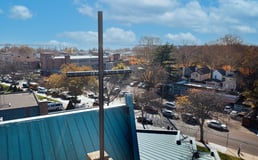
[190,66,211,82]
[0,94,220,160]
[0,92,47,121]
[222,76,236,91]
[212,69,236,91]
[212,69,226,81]
[183,66,197,78]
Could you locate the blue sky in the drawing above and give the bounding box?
[1,0,258,49]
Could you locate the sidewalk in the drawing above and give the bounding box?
[196,141,258,160]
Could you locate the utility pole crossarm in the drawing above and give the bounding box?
[66,69,132,77]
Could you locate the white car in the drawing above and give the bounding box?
[164,101,176,110]
[230,110,238,118]
[162,109,179,119]
[37,87,47,94]
[207,119,229,132]
[224,106,232,114]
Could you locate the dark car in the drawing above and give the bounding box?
[137,117,153,125]
[145,106,158,114]
[207,120,229,132]
[88,93,98,99]
[181,113,199,125]
[59,91,72,100]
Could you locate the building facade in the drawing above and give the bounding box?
[40,52,110,76]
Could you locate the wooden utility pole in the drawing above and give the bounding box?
[98,11,105,160]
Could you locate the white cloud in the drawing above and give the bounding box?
[166,32,199,44]
[9,5,32,20]
[233,25,256,33]
[75,0,258,35]
[77,4,94,17]
[60,27,136,48]
[104,27,136,44]
[47,40,75,47]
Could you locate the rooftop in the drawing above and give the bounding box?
[0,92,38,110]
[137,130,218,160]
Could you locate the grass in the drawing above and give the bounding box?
[36,94,59,102]
[197,145,241,160]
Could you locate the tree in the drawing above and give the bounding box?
[217,34,243,45]
[132,63,168,88]
[103,63,130,106]
[152,43,174,66]
[46,64,97,99]
[134,88,161,128]
[134,36,160,62]
[176,89,224,143]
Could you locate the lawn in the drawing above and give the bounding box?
[197,145,241,160]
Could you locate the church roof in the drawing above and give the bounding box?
[0,100,139,160]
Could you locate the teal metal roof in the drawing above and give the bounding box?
[0,94,140,160]
[137,130,218,160]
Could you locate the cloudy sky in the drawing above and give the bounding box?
[0,0,258,49]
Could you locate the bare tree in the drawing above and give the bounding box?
[217,34,243,45]
[134,88,161,128]
[103,75,124,106]
[176,89,224,143]
[137,36,161,62]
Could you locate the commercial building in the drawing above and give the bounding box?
[40,52,111,76]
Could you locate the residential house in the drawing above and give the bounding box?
[212,69,236,91]
[183,66,197,79]
[222,76,237,91]
[190,66,211,82]
[0,94,219,160]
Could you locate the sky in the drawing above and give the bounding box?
[1,0,258,50]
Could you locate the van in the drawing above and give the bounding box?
[48,102,63,111]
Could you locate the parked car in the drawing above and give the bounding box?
[207,119,229,132]
[224,106,232,114]
[163,101,176,110]
[133,103,141,110]
[74,103,87,108]
[137,116,153,125]
[130,81,139,87]
[230,110,238,118]
[22,82,29,88]
[162,109,179,119]
[88,93,98,99]
[59,91,72,100]
[181,113,199,125]
[37,87,47,94]
[145,106,158,114]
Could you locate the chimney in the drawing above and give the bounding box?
[38,101,48,115]
[87,150,112,160]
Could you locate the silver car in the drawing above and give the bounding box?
[207,120,229,132]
